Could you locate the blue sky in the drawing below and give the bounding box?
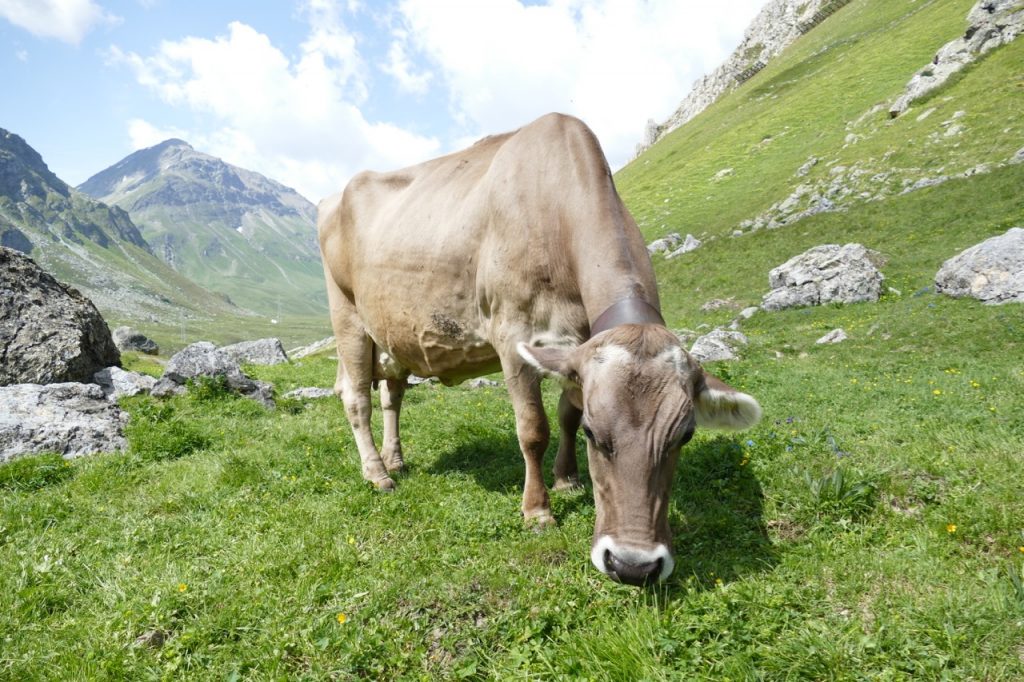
[1,0,766,202]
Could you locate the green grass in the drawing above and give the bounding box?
[4,0,1024,678]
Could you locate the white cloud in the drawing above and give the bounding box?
[381,31,432,95]
[15,48,28,62]
[110,13,440,202]
[393,0,765,168]
[0,0,119,45]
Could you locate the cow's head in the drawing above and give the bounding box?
[519,324,761,586]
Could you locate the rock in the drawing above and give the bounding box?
[700,298,739,312]
[156,341,275,408]
[221,338,289,366]
[739,306,760,320]
[647,232,682,255]
[0,247,120,386]
[1011,146,1024,164]
[796,156,819,177]
[816,328,848,344]
[467,378,500,388]
[0,382,128,462]
[935,227,1024,304]
[289,336,336,359]
[665,234,702,259]
[712,167,734,181]
[890,0,1024,117]
[283,387,334,400]
[762,243,885,311]
[112,326,159,355]
[93,366,157,401]
[689,329,749,363]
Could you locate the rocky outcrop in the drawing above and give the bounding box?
[762,244,884,311]
[689,330,749,363]
[93,366,158,401]
[0,382,128,461]
[289,336,336,360]
[935,227,1024,304]
[890,0,1024,117]
[816,328,848,344]
[665,234,702,259]
[152,341,274,408]
[283,387,334,400]
[112,326,160,355]
[1,247,120,386]
[636,0,838,156]
[647,233,682,255]
[221,338,289,366]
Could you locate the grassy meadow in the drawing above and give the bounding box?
[4,0,1024,678]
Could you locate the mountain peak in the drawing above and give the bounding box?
[152,138,194,152]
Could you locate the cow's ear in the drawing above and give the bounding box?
[694,370,762,430]
[516,343,580,386]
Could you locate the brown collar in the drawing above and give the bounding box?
[590,297,665,337]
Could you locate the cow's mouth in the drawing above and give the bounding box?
[604,549,663,587]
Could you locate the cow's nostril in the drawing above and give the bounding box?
[603,549,614,573]
[603,549,662,586]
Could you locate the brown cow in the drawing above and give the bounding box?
[318,113,761,585]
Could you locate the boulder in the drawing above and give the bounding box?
[153,341,275,408]
[467,378,500,388]
[93,366,157,401]
[665,234,702,260]
[935,227,1024,304]
[112,326,160,355]
[283,387,334,400]
[0,246,120,386]
[289,336,336,359]
[221,338,289,366]
[0,382,128,462]
[816,328,848,344]
[689,329,749,363]
[762,243,884,311]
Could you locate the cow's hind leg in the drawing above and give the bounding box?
[379,378,406,473]
[502,357,554,527]
[553,390,582,491]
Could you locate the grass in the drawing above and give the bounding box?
[4,0,1024,678]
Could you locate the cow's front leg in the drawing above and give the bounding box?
[503,361,554,527]
[335,337,394,491]
[379,378,406,473]
[553,390,583,491]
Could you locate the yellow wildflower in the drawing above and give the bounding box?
[946,524,957,534]
[336,613,347,624]
[178,583,187,592]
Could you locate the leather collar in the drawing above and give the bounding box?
[590,297,665,338]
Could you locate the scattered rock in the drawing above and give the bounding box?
[1011,146,1024,164]
[0,382,128,462]
[762,243,885,311]
[407,375,437,386]
[112,326,159,355]
[816,328,848,344]
[283,387,334,400]
[796,156,819,177]
[153,341,275,408]
[289,336,336,359]
[739,306,760,320]
[890,0,1024,117]
[935,227,1024,304]
[467,378,500,389]
[93,366,157,401]
[700,298,739,312]
[647,232,682,255]
[0,247,120,386]
[712,167,734,181]
[689,329,749,363]
[221,338,289,366]
[665,234,702,259]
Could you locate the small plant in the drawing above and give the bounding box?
[803,466,877,520]
[1007,562,1024,609]
[0,453,75,492]
[187,375,235,402]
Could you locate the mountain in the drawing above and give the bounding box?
[0,128,238,324]
[78,140,326,318]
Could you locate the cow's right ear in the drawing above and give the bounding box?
[694,370,762,430]
[516,343,580,386]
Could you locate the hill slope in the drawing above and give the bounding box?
[0,128,239,324]
[79,140,326,318]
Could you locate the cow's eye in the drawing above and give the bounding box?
[679,425,695,446]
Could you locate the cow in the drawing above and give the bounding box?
[318,113,761,586]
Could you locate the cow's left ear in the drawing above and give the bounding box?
[516,343,580,386]
[694,370,762,430]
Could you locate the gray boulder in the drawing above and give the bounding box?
[93,366,157,401]
[689,329,749,363]
[935,227,1024,304]
[289,336,335,359]
[665,234,702,260]
[153,341,275,408]
[283,387,334,400]
[762,243,884,311]
[0,246,120,386]
[221,338,289,366]
[816,328,849,344]
[647,233,682,255]
[112,326,160,355]
[0,382,128,462]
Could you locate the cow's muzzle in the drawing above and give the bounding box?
[591,536,674,586]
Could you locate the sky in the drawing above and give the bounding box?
[0,0,767,204]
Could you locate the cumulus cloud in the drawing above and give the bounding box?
[0,0,119,45]
[109,11,440,202]
[392,0,765,168]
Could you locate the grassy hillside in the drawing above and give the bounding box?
[2,0,1024,679]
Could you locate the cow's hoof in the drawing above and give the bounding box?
[524,511,556,530]
[381,447,405,473]
[552,476,583,492]
[383,460,405,474]
[373,476,396,492]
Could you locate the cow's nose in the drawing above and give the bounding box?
[603,549,662,587]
